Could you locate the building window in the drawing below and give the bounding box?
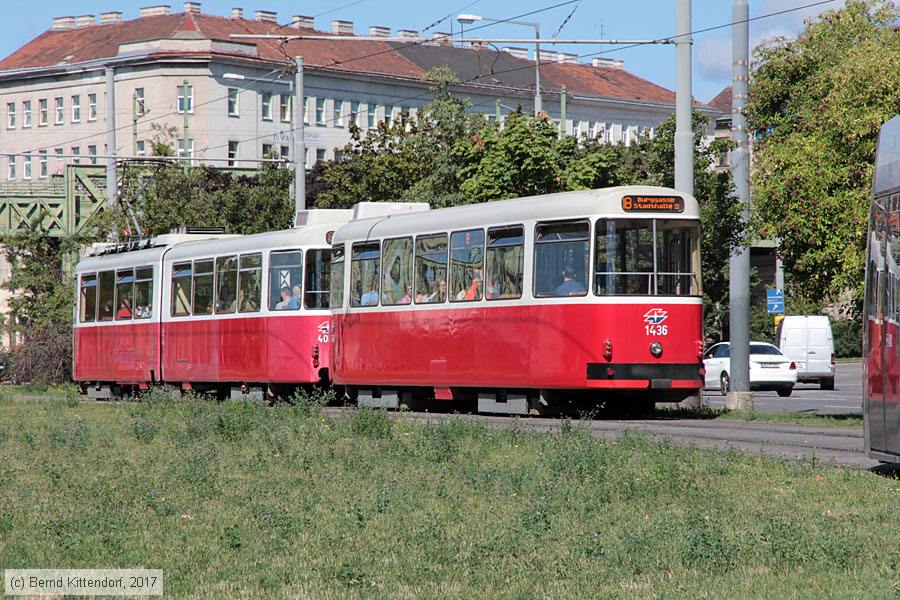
[279,95,290,122]
[368,105,378,130]
[177,138,194,159]
[261,92,273,121]
[335,99,346,127]
[280,145,289,159]
[71,95,81,122]
[6,102,15,128]
[303,97,310,124]
[7,156,15,179]
[38,99,48,126]
[315,148,326,163]
[88,145,97,165]
[334,149,344,162]
[227,88,239,116]
[38,151,48,178]
[262,143,273,158]
[136,140,146,157]
[54,148,63,174]
[135,88,145,115]
[227,141,238,166]
[54,97,64,124]
[350,101,360,128]
[88,93,97,121]
[23,153,31,179]
[71,146,80,164]
[22,100,31,127]
[315,98,325,126]
[177,85,193,114]
[304,148,309,168]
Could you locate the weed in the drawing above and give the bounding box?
[349,408,392,439]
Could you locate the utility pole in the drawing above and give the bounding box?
[559,85,567,139]
[293,56,306,222]
[534,21,542,116]
[105,67,117,207]
[728,0,752,410]
[674,0,693,199]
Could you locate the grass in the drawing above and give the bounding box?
[658,406,864,428]
[0,390,897,599]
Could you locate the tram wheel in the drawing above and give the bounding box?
[720,372,729,396]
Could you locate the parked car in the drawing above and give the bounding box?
[703,342,798,397]
[777,315,835,390]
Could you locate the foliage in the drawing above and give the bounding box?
[0,221,87,383]
[832,316,862,358]
[749,305,777,344]
[0,396,893,597]
[747,0,900,301]
[114,160,294,237]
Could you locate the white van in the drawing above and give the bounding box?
[776,316,835,389]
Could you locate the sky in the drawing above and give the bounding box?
[0,0,846,102]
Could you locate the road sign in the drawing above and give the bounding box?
[766,288,784,314]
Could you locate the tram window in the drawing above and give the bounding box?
[97,270,115,321]
[304,249,331,309]
[114,269,135,320]
[534,221,589,297]
[171,262,192,316]
[382,237,413,306]
[214,255,238,314]
[133,267,153,319]
[656,220,701,295]
[450,229,484,302]
[414,234,448,304]
[269,250,302,310]
[486,226,524,300]
[350,242,380,307]
[79,274,97,323]
[330,246,345,308]
[238,254,261,313]
[594,219,654,295]
[192,259,214,315]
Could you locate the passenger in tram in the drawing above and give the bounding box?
[457,274,483,301]
[275,287,292,309]
[400,284,413,305]
[288,285,302,309]
[100,302,113,321]
[555,266,586,296]
[116,298,132,319]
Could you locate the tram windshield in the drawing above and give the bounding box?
[594,218,700,296]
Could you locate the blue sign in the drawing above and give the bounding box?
[766,288,784,314]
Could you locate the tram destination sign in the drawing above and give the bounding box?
[621,195,685,213]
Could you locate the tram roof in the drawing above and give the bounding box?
[875,116,900,196]
[333,186,699,244]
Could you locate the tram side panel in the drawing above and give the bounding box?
[74,322,161,384]
[334,301,702,391]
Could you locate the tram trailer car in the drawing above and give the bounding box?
[864,115,900,463]
[73,210,351,398]
[330,186,705,414]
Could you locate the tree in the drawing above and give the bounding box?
[1,222,87,383]
[747,0,900,303]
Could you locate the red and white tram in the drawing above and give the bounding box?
[73,210,351,398]
[864,115,900,462]
[329,186,704,414]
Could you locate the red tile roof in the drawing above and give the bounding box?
[708,86,732,115]
[0,11,699,108]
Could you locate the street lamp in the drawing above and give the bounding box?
[457,13,542,115]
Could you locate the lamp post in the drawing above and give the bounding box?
[457,14,542,116]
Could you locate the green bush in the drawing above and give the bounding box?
[832,316,862,358]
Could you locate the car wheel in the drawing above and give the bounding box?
[720,371,729,396]
[820,377,835,391]
[777,388,793,397]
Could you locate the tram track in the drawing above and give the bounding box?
[322,407,877,469]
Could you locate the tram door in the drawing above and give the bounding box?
[865,197,888,453]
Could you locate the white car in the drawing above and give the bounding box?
[703,341,798,397]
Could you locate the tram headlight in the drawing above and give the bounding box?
[649,341,663,357]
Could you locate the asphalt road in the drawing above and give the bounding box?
[703,361,863,415]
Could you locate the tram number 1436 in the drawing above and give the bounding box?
[645,324,668,336]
